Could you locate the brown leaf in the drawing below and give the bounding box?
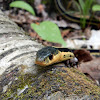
[61,29,70,39]
[74,49,93,63]
[78,58,100,85]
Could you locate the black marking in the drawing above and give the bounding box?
[0,32,23,36]
[0,20,14,25]
[63,55,66,58]
[81,45,87,49]
[9,51,36,62]
[70,55,72,57]
[36,46,59,61]
[49,55,53,60]
[57,48,72,52]
[0,44,38,60]
[0,48,16,60]
[58,48,100,54]
[6,64,16,70]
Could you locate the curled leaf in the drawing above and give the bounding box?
[10,1,35,16]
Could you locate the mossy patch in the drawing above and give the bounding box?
[1,67,100,99]
[59,67,100,98]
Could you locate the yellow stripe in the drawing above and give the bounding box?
[90,53,100,56]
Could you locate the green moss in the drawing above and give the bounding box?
[60,67,100,98]
[1,67,100,99]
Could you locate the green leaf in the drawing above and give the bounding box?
[10,1,35,16]
[92,5,100,11]
[31,21,66,46]
[84,0,94,15]
[79,0,85,13]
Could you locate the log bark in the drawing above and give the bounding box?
[0,10,100,100]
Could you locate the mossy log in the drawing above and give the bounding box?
[0,10,100,100]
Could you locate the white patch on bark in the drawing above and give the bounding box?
[17,85,28,96]
[0,10,43,75]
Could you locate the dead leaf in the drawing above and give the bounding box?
[78,58,100,85]
[74,49,93,63]
[61,29,70,39]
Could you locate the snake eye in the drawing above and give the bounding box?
[49,55,53,60]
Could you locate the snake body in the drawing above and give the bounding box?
[55,0,100,26]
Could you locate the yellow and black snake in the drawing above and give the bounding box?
[35,46,100,66]
[55,0,100,26]
[35,46,75,66]
[35,1,100,66]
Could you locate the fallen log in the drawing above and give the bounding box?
[0,10,100,100]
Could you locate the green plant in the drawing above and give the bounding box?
[31,21,66,46]
[74,0,94,28]
[92,4,100,11]
[10,1,66,46]
[10,1,35,16]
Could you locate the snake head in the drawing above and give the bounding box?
[35,46,75,66]
[35,46,60,66]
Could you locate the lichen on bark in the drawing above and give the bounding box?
[1,66,100,100]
